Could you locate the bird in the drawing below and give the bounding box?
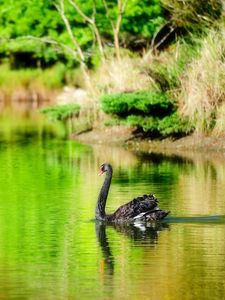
[95,163,169,222]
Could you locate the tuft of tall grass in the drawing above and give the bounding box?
[92,54,156,94]
[179,28,225,133]
[161,0,223,30]
[143,39,199,91]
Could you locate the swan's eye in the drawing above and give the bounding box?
[100,164,104,170]
[98,165,105,176]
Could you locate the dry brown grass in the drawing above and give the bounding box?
[179,28,225,133]
[91,54,156,95]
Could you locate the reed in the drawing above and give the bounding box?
[92,54,155,95]
[179,28,225,133]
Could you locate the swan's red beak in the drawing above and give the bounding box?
[98,169,105,176]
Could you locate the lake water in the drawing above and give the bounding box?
[0,112,225,299]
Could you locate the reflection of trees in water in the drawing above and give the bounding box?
[175,153,225,215]
[96,221,169,276]
[92,144,139,170]
[134,151,225,216]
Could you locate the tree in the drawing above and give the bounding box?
[0,0,166,67]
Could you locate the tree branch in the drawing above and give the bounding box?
[67,0,93,24]
[114,0,128,60]
[67,0,105,59]
[54,0,93,91]
[54,0,85,64]
[15,35,77,58]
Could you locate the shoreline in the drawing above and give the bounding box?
[72,125,225,154]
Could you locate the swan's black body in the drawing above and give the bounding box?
[96,163,169,222]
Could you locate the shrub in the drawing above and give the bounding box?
[101,90,194,137]
[40,104,80,121]
[126,115,159,133]
[158,112,194,136]
[101,91,175,117]
[126,113,193,137]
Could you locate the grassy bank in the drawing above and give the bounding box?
[3,30,225,141]
[91,28,225,139]
[1,0,225,142]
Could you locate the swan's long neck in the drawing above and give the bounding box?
[95,167,112,220]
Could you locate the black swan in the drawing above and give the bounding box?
[96,163,169,222]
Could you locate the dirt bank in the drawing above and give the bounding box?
[72,125,225,153]
[71,125,134,145]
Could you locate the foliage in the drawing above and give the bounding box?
[1,0,222,68]
[1,0,225,139]
[126,115,159,133]
[40,103,80,121]
[157,112,193,136]
[118,0,165,38]
[0,0,166,67]
[161,0,223,31]
[0,0,69,65]
[0,63,69,89]
[101,91,174,116]
[100,91,193,137]
[126,113,193,136]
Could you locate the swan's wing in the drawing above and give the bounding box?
[112,194,158,220]
[134,208,170,222]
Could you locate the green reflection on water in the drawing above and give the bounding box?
[0,109,66,143]
[0,113,225,299]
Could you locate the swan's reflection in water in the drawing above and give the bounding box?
[95,221,169,276]
[96,222,115,276]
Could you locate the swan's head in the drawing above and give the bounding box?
[98,163,112,176]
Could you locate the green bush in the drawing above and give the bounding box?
[100,91,175,117]
[100,91,194,137]
[40,104,80,121]
[126,113,193,137]
[126,115,159,133]
[158,112,194,136]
